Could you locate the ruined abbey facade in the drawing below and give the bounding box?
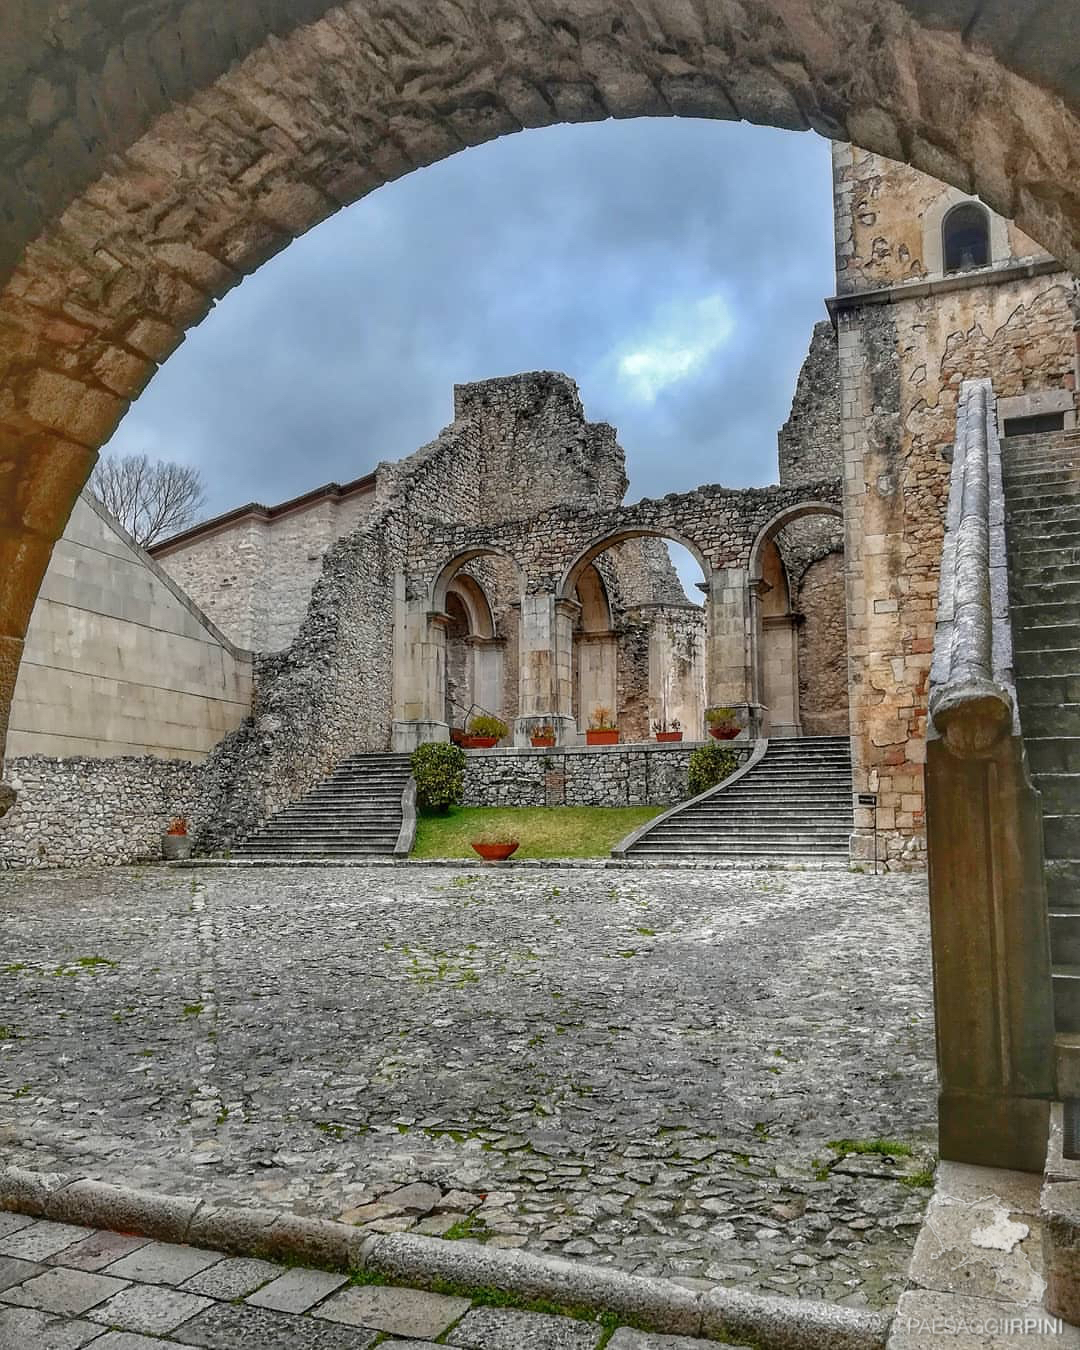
[3,144,1077,869]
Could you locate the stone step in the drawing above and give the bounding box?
[1009,547,1080,573]
[1033,774,1080,815]
[1006,479,1080,501]
[1054,966,1080,1034]
[1011,601,1080,636]
[1007,505,1080,529]
[1010,580,1080,607]
[640,829,852,845]
[1022,706,1080,737]
[1017,675,1080,705]
[1013,624,1080,656]
[1047,859,1080,906]
[1027,739,1080,775]
[1016,647,1080,677]
[1050,912,1080,965]
[631,840,851,855]
[1044,815,1080,858]
[1011,560,1080,586]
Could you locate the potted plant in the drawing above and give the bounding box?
[586,705,619,746]
[530,722,556,748]
[162,815,192,861]
[653,718,683,743]
[705,707,740,740]
[470,830,520,862]
[466,714,509,749]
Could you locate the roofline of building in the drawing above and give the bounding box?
[148,472,377,556]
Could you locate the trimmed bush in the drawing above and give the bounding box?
[468,713,509,739]
[412,742,466,813]
[688,743,740,797]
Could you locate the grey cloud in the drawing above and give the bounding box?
[107,117,835,517]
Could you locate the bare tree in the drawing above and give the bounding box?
[89,453,207,548]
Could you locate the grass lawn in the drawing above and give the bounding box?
[411,805,663,859]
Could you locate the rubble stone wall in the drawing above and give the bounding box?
[0,754,200,868]
[463,742,743,809]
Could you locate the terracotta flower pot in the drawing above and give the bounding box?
[655,731,683,743]
[586,729,619,746]
[471,841,519,862]
[531,735,555,748]
[470,735,499,748]
[709,726,739,740]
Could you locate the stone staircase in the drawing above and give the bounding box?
[617,735,854,863]
[232,753,414,860]
[1002,428,1080,1072]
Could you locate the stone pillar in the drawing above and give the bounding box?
[647,608,705,735]
[468,636,505,721]
[577,631,618,738]
[391,586,450,750]
[515,592,577,745]
[762,615,801,738]
[706,568,757,736]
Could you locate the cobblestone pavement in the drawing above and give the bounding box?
[0,866,936,1310]
[0,1213,749,1348]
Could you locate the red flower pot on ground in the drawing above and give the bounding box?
[470,839,519,862]
[705,707,740,741]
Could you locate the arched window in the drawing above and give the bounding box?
[942,202,991,272]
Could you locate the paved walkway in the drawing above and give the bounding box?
[0,1212,748,1348]
[0,865,935,1308]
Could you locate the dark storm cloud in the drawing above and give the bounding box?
[105,117,836,520]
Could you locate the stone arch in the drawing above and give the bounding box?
[747,502,843,585]
[446,572,495,641]
[560,529,710,602]
[748,501,844,738]
[432,548,524,614]
[4,2,1080,767]
[560,528,707,741]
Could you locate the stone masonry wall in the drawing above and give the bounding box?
[193,513,398,849]
[778,320,842,485]
[796,552,850,735]
[463,742,745,809]
[156,488,375,652]
[835,145,1078,864]
[0,754,200,868]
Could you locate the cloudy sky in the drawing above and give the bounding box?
[106,117,836,587]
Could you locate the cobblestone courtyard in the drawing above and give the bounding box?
[0,866,935,1310]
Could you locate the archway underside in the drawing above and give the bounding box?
[2,0,1080,763]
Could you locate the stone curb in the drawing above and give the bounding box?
[0,1167,890,1350]
[167,857,855,871]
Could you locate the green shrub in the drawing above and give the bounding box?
[688,743,740,797]
[468,714,509,739]
[412,742,466,813]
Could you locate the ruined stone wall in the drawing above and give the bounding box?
[193,513,398,848]
[156,488,375,651]
[0,755,200,868]
[796,552,849,736]
[778,320,842,485]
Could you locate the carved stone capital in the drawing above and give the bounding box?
[930,679,1013,758]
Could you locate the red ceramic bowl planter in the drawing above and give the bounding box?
[468,735,499,748]
[586,729,619,746]
[709,726,740,740]
[655,731,683,743]
[531,736,556,748]
[471,841,519,862]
